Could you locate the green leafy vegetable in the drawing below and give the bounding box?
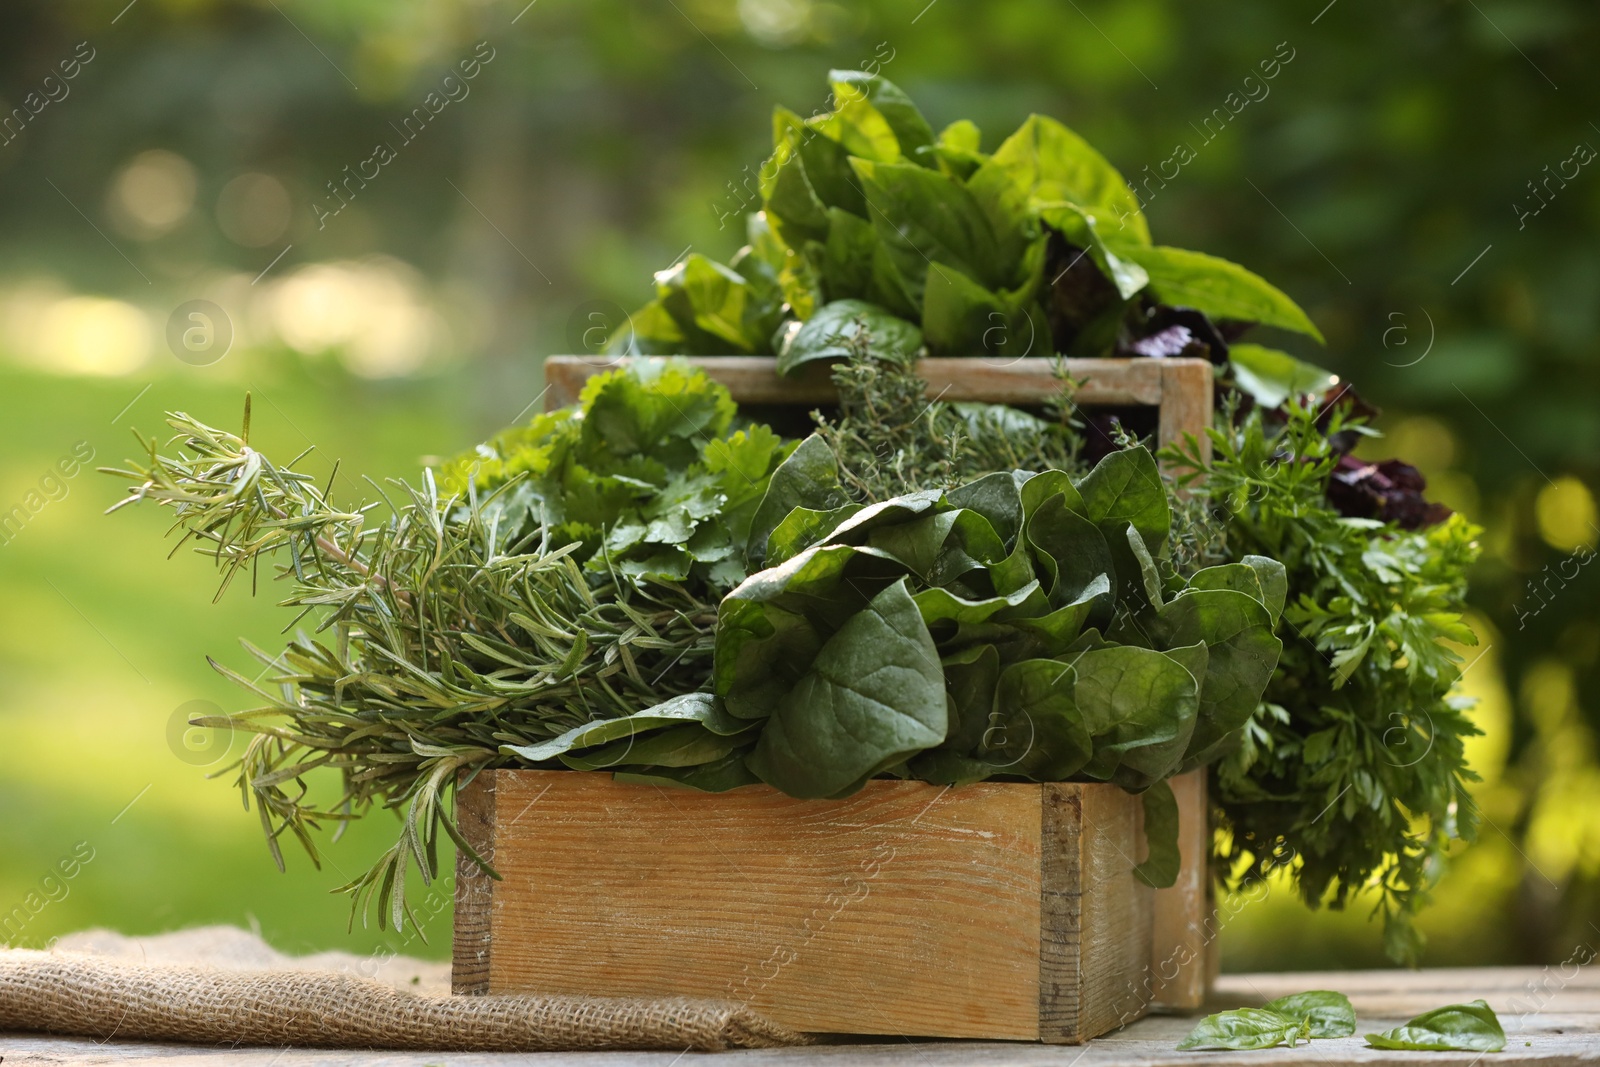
[1177,1008,1309,1051]
[1365,1000,1506,1051]
[1229,343,1340,408]
[1121,245,1325,342]
[1263,991,1357,1038]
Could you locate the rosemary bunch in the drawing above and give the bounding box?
[105,401,718,932]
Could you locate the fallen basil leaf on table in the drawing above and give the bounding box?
[1364,999,1506,1052]
[1262,990,1357,1038]
[1176,1008,1309,1051]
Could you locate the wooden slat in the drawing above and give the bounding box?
[1148,770,1209,1012]
[542,355,1198,414]
[471,770,1152,1042]
[450,771,496,996]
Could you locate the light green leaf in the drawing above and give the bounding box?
[1263,991,1356,1039]
[1230,343,1340,408]
[559,723,747,771]
[1121,245,1324,342]
[501,692,743,762]
[828,69,936,162]
[1365,1000,1506,1052]
[1177,1008,1307,1051]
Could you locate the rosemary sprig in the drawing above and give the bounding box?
[104,399,719,934]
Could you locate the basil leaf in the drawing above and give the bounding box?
[1229,342,1340,408]
[1120,245,1324,342]
[1263,990,1356,1038]
[1365,1000,1506,1052]
[746,577,950,798]
[1133,777,1181,889]
[851,157,1011,300]
[1177,1008,1307,1051]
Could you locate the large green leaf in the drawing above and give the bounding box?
[1184,557,1287,626]
[1133,778,1180,888]
[851,158,1010,299]
[1229,343,1340,408]
[501,691,744,762]
[747,578,949,797]
[828,69,936,163]
[559,723,748,771]
[1121,245,1324,342]
[776,298,923,375]
[985,658,1093,779]
[1151,588,1282,768]
[1074,645,1199,788]
[744,434,850,565]
[654,253,771,352]
[1074,445,1172,555]
[922,256,1048,358]
[969,114,1150,246]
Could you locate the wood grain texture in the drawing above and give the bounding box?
[1148,770,1209,1012]
[542,355,1204,413]
[466,770,1153,1042]
[451,771,496,996]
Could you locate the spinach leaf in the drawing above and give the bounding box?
[1151,588,1282,769]
[1365,1000,1506,1052]
[1073,645,1199,789]
[745,433,851,565]
[1121,245,1324,342]
[984,658,1092,779]
[559,723,748,772]
[613,752,762,792]
[746,577,949,797]
[1133,778,1180,889]
[1177,1008,1308,1051]
[1074,444,1171,556]
[776,298,923,375]
[1263,991,1357,1039]
[501,691,743,762]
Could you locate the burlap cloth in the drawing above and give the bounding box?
[0,926,805,1052]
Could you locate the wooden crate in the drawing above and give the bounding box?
[454,770,1153,1042]
[541,353,1217,1013]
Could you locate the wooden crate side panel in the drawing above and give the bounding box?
[482,771,1048,1040]
[451,770,496,995]
[1150,769,1211,1011]
[1075,784,1155,1041]
[542,355,1196,415]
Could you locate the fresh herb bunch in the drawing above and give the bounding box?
[1164,400,1482,963]
[103,367,780,930]
[809,318,1084,502]
[437,358,794,593]
[620,69,1336,417]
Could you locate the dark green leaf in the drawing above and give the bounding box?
[1074,645,1200,788]
[1074,445,1171,557]
[745,434,851,565]
[1134,778,1180,888]
[747,578,949,798]
[777,298,923,375]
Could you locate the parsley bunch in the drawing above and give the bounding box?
[1165,400,1483,962]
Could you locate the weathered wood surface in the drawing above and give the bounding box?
[455,770,1152,1042]
[10,966,1599,1064]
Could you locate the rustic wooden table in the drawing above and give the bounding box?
[5,967,1595,1065]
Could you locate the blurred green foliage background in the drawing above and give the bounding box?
[0,0,1596,970]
